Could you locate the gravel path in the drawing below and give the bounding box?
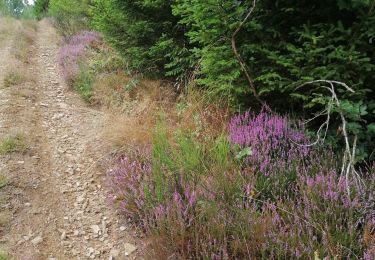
[0,19,140,260]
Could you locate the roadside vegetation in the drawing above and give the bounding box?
[28,0,375,258]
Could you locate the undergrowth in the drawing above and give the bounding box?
[108,108,375,259]
[55,24,375,260]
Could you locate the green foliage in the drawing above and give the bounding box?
[94,0,375,161]
[3,70,26,88]
[0,249,9,260]
[73,64,94,102]
[91,0,193,79]
[48,0,91,36]
[0,0,27,18]
[34,0,50,20]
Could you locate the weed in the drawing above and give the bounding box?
[73,65,94,102]
[0,249,9,260]
[0,175,7,189]
[3,71,27,88]
[0,210,11,228]
[0,133,27,155]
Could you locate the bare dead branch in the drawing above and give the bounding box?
[231,0,263,104]
[295,80,364,194]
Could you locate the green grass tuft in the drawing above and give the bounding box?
[0,249,10,260]
[3,71,27,88]
[73,65,94,102]
[0,133,27,155]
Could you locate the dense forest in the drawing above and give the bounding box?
[1,0,374,258]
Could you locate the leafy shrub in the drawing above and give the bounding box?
[34,0,50,20]
[48,0,90,36]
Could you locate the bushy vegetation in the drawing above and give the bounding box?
[33,0,49,20]
[58,30,100,100]
[40,0,375,159]
[35,0,375,258]
[48,0,90,36]
[108,111,375,259]
[3,70,26,88]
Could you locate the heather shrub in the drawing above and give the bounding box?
[228,107,311,202]
[108,112,375,259]
[59,31,100,84]
[108,126,270,258]
[264,164,375,259]
[228,107,310,176]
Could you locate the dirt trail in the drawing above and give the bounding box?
[0,20,140,260]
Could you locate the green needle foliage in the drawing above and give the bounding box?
[40,0,375,160]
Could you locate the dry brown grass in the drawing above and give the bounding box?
[93,72,176,111]
[3,68,29,88]
[12,20,37,63]
[96,70,181,148]
[102,83,231,151]
[0,17,15,45]
[176,88,232,138]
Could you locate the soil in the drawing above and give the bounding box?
[0,19,141,260]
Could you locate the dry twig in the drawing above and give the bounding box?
[296,80,364,194]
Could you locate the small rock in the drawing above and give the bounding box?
[60,231,67,240]
[119,226,126,232]
[91,225,101,234]
[76,195,85,203]
[124,243,137,256]
[31,236,43,245]
[24,202,31,207]
[109,248,120,257]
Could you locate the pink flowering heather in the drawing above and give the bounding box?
[58,31,101,84]
[107,121,375,259]
[106,149,152,227]
[228,106,310,175]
